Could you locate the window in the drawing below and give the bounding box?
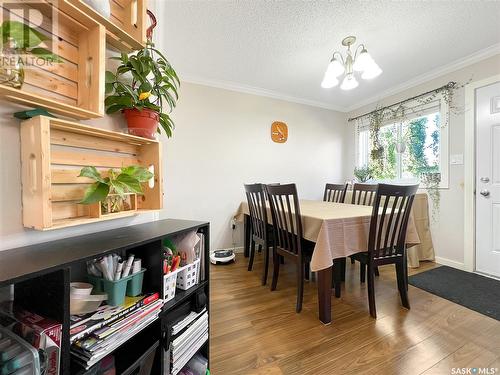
[356,94,449,188]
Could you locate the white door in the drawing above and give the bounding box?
[476,81,500,278]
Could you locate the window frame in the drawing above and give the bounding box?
[354,93,449,189]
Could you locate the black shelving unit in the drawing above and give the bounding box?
[0,219,210,375]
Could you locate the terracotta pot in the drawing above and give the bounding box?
[123,108,159,139]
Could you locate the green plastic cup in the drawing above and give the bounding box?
[102,275,132,306]
[126,268,146,297]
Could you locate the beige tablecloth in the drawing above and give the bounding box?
[235,194,435,271]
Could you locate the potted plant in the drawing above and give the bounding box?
[354,165,372,183]
[79,166,153,216]
[0,20,62,88]
[104,41,180,139]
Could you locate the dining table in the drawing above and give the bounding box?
[234,195,433,324]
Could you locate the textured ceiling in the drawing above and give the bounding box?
[154,1,500,112]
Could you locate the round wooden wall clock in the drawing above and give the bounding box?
[271,121,288,143]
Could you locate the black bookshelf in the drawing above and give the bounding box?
[0,219,210,375]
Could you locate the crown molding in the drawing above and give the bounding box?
[180,75,345,112]
[180,44,500,114]
[344,44,500,113]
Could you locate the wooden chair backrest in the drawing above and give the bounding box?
[368,183,419,260]
[266,183,303,257]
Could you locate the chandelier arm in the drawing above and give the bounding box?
[331,51,345,65]
[353,44,365,61]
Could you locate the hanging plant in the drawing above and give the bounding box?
[368,106,385,171]
[420,172,441,221]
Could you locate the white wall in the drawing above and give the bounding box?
[162,83,347,250]
[0,80,346,251]
[345,54,500,268]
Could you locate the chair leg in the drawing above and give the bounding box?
[247,239,256,271]
[262,244,270,286]
[280,255,285,264]
[258,244,262,253]
[360,262,366,283]
[296,261,304,313]
[341,258,346,282]
[367,264,377,318]
[404,255,409,291]
[331,266,335,288]
[304,261,310,281]
[271,246,279,291]
[374,266,380,277]
[396,260,410,309]
[350,257,355,264]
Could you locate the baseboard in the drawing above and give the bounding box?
[434,256,465,270]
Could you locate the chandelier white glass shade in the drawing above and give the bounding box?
[322,36,382,90]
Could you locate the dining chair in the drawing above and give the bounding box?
[266,183,314,313]
[350,183,419,318]
[351,183,378,206]
[323,183,348,203]
[350,183,379,272]
[244,183,273,285]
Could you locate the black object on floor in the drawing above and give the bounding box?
[409,265,500,321]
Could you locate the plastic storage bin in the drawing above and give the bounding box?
[126,268,146,297]
[0,326,41,375]
[176,259,200,291]
[101,275,133,306]
[163,268,180,302]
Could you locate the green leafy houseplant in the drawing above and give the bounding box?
[0,21,62,88]
[354,165,372,183]
[79,166,153,214]
[104,41,180,138]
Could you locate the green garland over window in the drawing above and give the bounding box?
[349,80,471,220]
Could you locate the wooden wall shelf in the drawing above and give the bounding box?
[20,116,163,230]
[58,0,147,52]
[0,2,105,119]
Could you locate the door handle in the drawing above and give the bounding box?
[480,189,490,197]
[480,177,490,183]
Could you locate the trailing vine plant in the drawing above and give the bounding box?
[368,106,385,172]
[420,172,441,221]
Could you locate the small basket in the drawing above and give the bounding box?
[163,268,180,302]
[176,259,200,291]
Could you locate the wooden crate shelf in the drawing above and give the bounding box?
[20,116,162,230]
[58,0,148,52]
[0,2,105,119]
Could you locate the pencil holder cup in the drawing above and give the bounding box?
[126,268,146,297]
[87,275,104,293]
[102,275,132,306]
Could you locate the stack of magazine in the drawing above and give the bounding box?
[69,293,163,369]
[168,308,208,375]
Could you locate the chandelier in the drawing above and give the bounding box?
[321,36,382,90]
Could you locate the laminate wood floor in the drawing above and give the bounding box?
[210,253,500,375]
